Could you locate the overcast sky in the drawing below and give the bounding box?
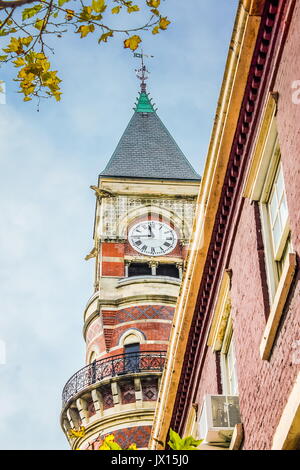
[0,0,238,449]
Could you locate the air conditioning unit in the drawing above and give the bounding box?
[199,395,241,446]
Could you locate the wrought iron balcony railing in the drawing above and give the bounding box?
[62,351,166,406]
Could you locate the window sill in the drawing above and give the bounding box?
[260,252,297,360]
[229,423,244,450]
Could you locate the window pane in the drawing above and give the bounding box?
[279,194,288,226]
[276,164,284,198]
[223,338,238,395]
[272,215,281,251]
[269,189,278,225]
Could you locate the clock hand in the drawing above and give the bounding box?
[149,226,155,238]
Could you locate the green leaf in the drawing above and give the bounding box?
[58,0,71,6]
[22,4,43,21]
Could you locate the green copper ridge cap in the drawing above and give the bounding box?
[134,92,155,113]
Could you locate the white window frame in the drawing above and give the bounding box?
[258,138,291,301]
[221,319,239,396]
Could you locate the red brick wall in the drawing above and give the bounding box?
[229,201,300,449]
[274,0,300,254]
[101,242,125,277]
[193,2,300,450]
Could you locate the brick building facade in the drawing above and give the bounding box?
[150,0,300,450]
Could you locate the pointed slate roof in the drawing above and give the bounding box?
[100,91,201,181]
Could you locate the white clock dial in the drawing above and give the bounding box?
[128,221,178,256]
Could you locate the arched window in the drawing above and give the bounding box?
[121,332,141,373]
[89,351,97,364]
[124,343,140,373]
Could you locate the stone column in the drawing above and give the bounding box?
[176,263,183,279]
[149,260,159,276]
[125,260,131,277]
[76,398,89,427]
[91,389,103,416]
[134,377,143,407]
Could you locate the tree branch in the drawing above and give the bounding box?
[0,0,37,8]
[0,5,15,27]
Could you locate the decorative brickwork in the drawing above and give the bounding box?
[102,310,116,350]
[120,381,136,404]
[117,305,174,323]
[101,385,114,410]
[142,378,158,401]
[86,319,102,345]
[87,400,96,418]
[87,425,152,450]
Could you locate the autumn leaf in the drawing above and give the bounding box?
[20,36,33,46]
[68,426,86,439]
[98,31,113,43]
[159,17,170,30]
[127,5,139,13]
[65,9,74,20]
[58,0,71,6]
[13,57,25,67]
[127,443,137,450]
[34,19,44,30]
[111,6,121,14]
[77,24,95,38]
[123,35,141,51]
[92,0,106,13]
[147,0,160,7]
[22,4,43,21]
[152,25,159,35]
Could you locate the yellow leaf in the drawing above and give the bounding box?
[34,19,44,30]
[68,426,86,439]
[13,57,25,67]
[92,0,106,13]
[127,5,139,13]
[152,25,159,35]
[65,9,74,20]
[99,443,110,450]
[77,24,95,38]
[23,96,32,101]
[21,36,33,46]
[35,53,46,59]
[111,6,121,14]
[159,17,170,30]
[98,31,113,43]
[128,443,137,450]
[147,0,160,7]
[123,35,141,51]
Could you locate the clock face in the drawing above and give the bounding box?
[128,221,178,256]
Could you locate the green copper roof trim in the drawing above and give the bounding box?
[135,92,155,113]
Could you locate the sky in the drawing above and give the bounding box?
[0,0,238,449]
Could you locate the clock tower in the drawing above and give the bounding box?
[60,66,200,449]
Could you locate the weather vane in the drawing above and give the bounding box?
[134,50,154,93]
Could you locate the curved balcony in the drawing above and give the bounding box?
[62,351,166,407]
